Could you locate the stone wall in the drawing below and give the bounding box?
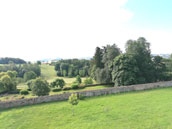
[1,81,172,110]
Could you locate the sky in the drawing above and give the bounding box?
[0,0,172,61]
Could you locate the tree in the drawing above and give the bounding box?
[68,93,79,116]
[125,37,154,83]
[37,61,41,65]
[0,81,6,93]
[102,44,121,68]
[32,78,50,96]
[153,56,167,81]
[50,78,65,88]
[95,67,111,83]
[112,54,140,86]
[84,77,93,85]
[93,47,104,68]
[7,71,17,79]
[24,71,37,82]
[1,75,17,91]
[75,75,82,84]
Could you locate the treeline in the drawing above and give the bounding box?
[0,57,26,64]
[0,63,41,82]
[54,59,90,77]
[90,37,172,86]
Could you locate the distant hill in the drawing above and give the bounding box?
[0,57,26,64]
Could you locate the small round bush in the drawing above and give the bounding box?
[78,94,85,100]
[32,78,50,96]
[20,90,29,95]
[71,83,79,89]
[84,78,93,85]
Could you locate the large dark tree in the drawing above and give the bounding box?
[125,37,154,83]
[112,54,140,86]
[93,47,104,68]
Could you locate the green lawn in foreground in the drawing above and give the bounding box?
[1,87,172,129]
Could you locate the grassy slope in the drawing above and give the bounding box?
[40,64,86,84]
[1,88,172,129]
[40,64,57,82]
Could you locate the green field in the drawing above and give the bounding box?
[40,64,87,84]
[1,87,172,129]
[0,64,104,101]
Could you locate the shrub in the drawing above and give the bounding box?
[9,89,21,94]
[75,75,82,84]
[78,94,85,100]
[52,88,62,92]
[84,78,93,85]
[24,71,37,82]
[16,77,24,84]
[1,75,17,92]
[20,90,29,95]
[27,79,35,90]
[71,83,79,89]
[50,78,65,89]
[32,78,50,96]
[62,87,71,91]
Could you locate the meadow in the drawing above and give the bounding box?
[0,64,106,101]
[1,87,172,129]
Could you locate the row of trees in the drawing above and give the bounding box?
[91,37,172,86]
[54,59,90,77]
[0,57,26,64]
[0,63,41,79]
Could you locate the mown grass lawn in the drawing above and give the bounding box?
[1,87,172,129]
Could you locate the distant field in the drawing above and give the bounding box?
[1,87,172,129]
[40,64,86,84]
[40,64,57,82]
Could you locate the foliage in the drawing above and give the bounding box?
[52,88,62,92]
[0,75,17,92]
[50,78,65,88]
[31,78,50,96]
[71,82,79,89]
[84,77,93,85]
[95,67,111,83]
[69,93,79,105]
[125,37,154,83]
[91,44,121,83]
[152,56,167,81]
[0,64,41,78]
[24,71,37,82]
[0,81,6,93]
[75,75,82,84]
[27,79,35,90]
[62,87,72,91]
[78,94,85,100]
[112,54,140,86]
[20,89,29,95]
[92,47,104,68]
[54,59,90,77]
[0,57,26,64]
[7,71,17,78]
[68,93,79,116]
[37,61,41,65]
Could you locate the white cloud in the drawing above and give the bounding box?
[0,0,134,61]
